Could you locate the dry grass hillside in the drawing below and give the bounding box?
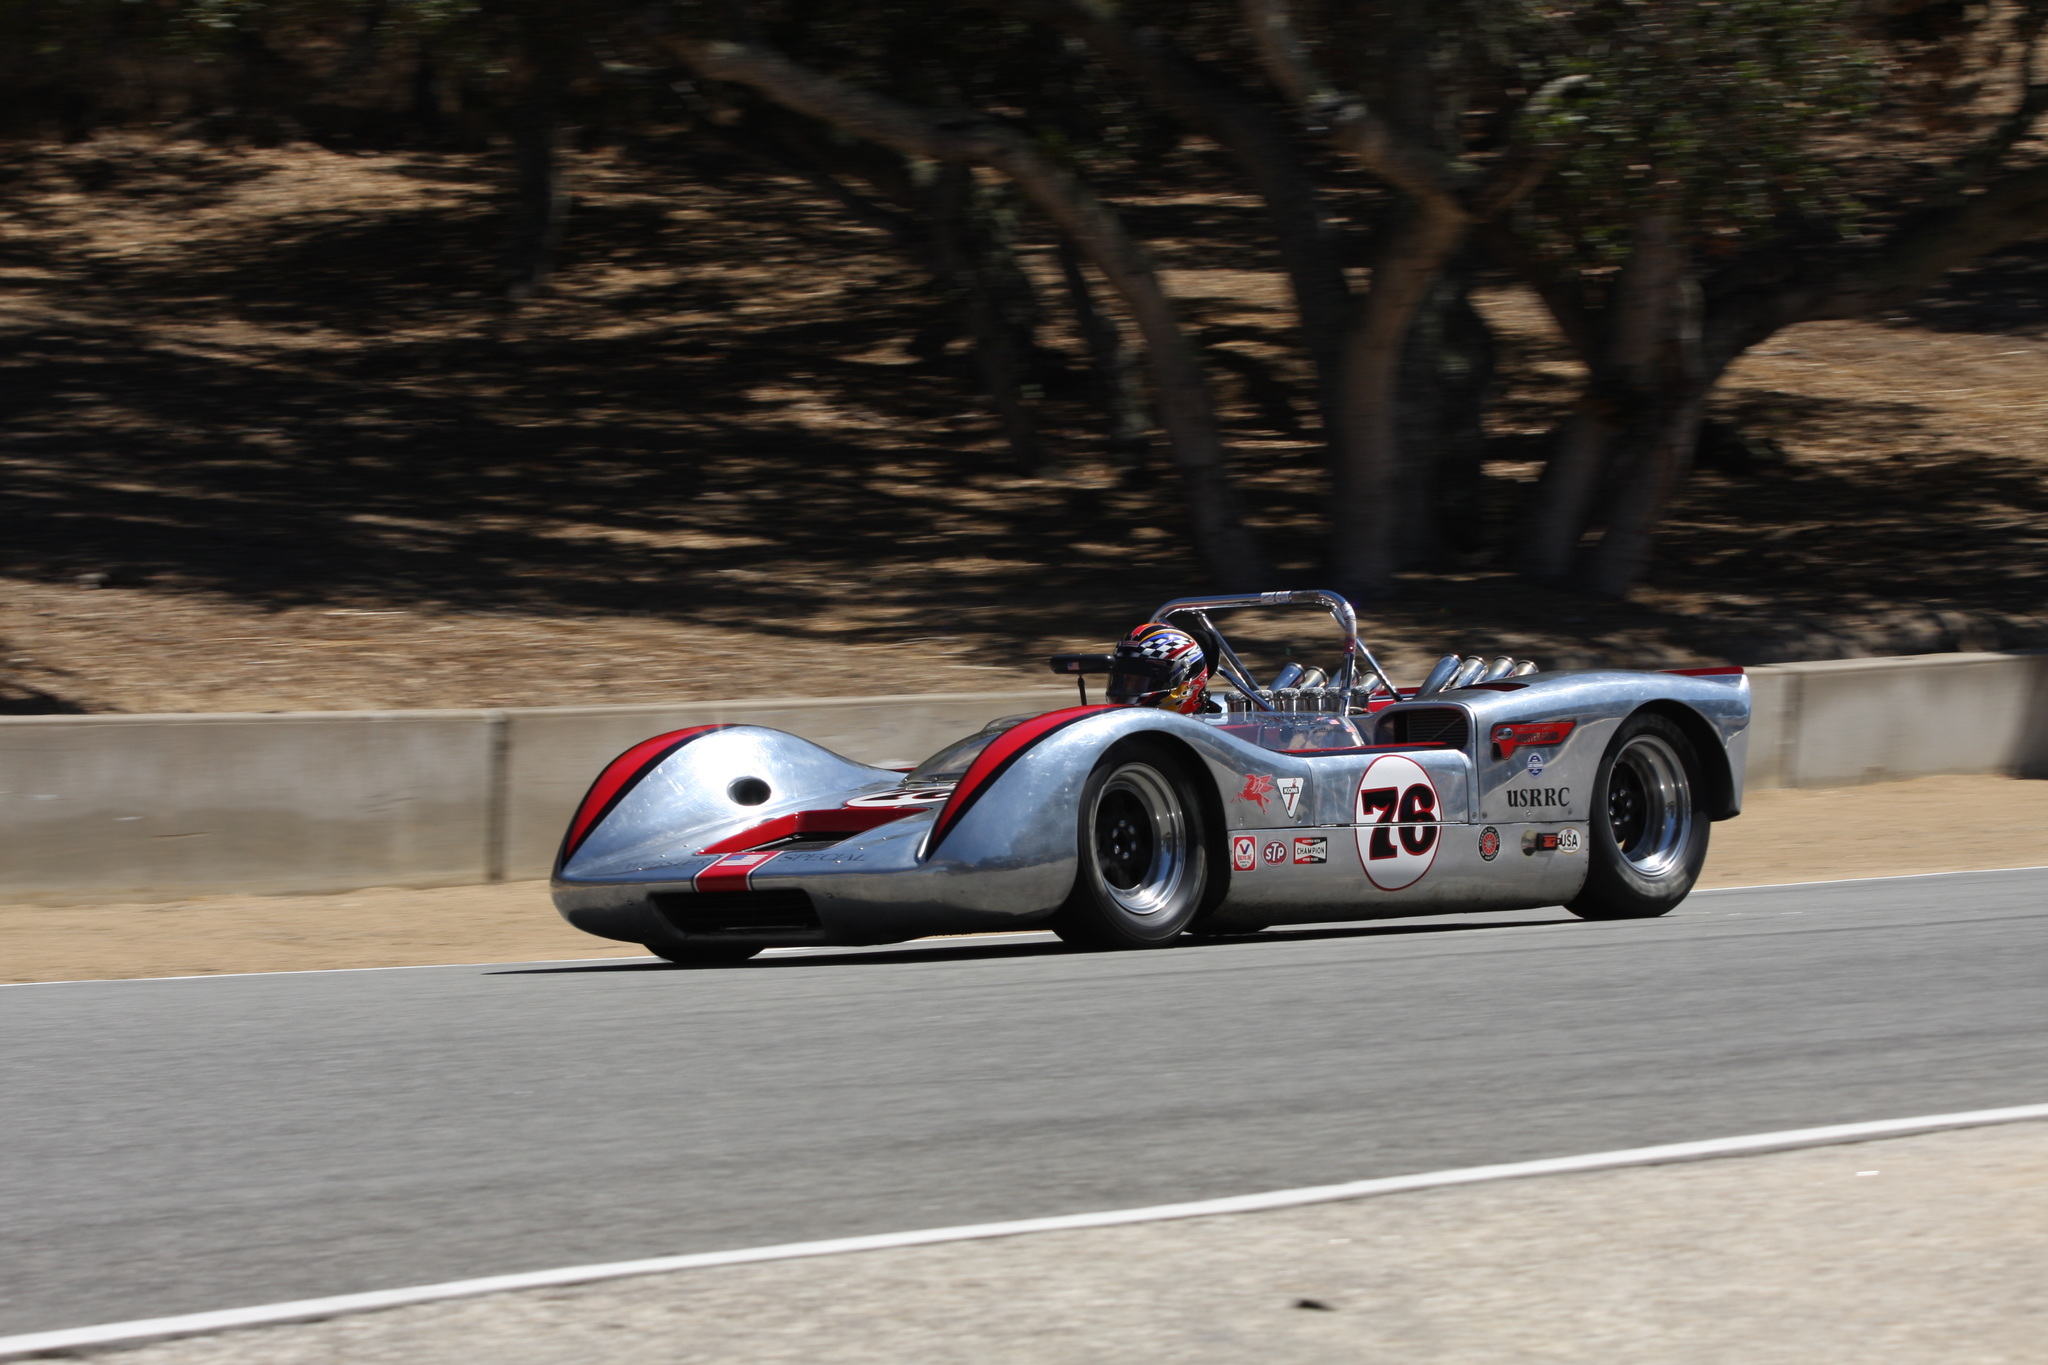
[1,133,2044,714]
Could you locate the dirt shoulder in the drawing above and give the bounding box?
[90,1120,2048,1365]
[5,773,2042,985]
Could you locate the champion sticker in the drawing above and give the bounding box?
[1293,836,1327,864]
[1232,835,1258,872]
[1557,826,1583,854]
[1277,777,1304,819]
[1478,826,1500,861]
[1525,750,1547,778]
[1354,754,1442,891]
[1263,841,1288,865]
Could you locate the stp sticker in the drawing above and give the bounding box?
[1293,836,1327,864]
[1478,825,1500,861]
[1263,841,1288,865]
[1236,774,1276,809]
[1525,750,1547,778]
[1557,826,1583,854]
[1231,835,1257,872]
[1277,776,1304,819]
[1354,753,1442,891]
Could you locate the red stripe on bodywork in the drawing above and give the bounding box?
[924,705,1119,857]
[561,725,731,863]
[693,851,781,892]
[695,807,917,856]
[1664,665,1745,677]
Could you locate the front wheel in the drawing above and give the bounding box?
[1052,740,1209,949]
[643,942,763,966]
[1567,712,1711,921]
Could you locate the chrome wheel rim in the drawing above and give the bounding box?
[1605,734,1693,878]
[1090,763,1189,917]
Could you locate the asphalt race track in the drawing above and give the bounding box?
[5,867,2046,1340]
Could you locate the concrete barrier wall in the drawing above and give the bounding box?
[1745,652,2048,790]
[0,711,497,902]
[3,656,2042,901]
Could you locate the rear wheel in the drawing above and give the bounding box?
[1053,740,1209,949]
[1567,712,1710,921]
[643,942,763,966]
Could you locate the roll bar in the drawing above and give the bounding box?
[1150,589,1396,713]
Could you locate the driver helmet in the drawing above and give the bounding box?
[1106,622,1209,713]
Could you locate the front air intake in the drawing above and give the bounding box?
[1375,706,1470,750]
[653,890,822,935]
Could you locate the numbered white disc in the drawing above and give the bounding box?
[1354,754,1442,890]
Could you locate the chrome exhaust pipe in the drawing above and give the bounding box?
[1448,655,1488,690]
[1511,659,1539,677]
[1417,654,1462,696]
[1479,656,1517,683]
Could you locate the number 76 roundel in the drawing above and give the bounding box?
[1354,754,1442,890]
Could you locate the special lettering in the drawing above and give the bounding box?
[1505,786,1571,808]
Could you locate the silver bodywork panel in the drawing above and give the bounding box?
[553,660,1751,952]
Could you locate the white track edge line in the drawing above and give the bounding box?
[5,1102,2044,1360]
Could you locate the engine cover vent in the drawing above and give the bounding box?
[1375,706,1470,750]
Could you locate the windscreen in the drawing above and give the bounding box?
[902,714,1033,785]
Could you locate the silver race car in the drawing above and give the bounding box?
[553,590,1750,963]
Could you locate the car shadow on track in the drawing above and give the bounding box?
[489,916,1581,975]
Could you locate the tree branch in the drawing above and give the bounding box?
[657,34,1270,585]
[1239,0,1463,211]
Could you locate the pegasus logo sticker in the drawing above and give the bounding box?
[1236,773,1276,809]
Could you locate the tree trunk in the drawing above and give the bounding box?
[1058,237,1151,469]
[1395,256,1494,566]
[1329,198,1468,598]
[931,166,1043,470]
[1523,210,1685,583]
[502,83,567,299]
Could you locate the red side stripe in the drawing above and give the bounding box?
[925,705,1118,857]
[561,725,731,862]
[1664,665,1745,677]
[694,851,780,892]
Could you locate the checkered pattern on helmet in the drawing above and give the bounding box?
[1121,624,1198,661]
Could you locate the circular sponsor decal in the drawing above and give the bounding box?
[1557,826,1583,854]
[1263,841,1288,865]
[1478,825,1500,861]
[1525,750,1547,778]
[1355,754,1442,890]
[846,786,955,808]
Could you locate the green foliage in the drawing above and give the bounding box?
[1514,0,1878,267]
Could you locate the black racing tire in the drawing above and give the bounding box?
[1052,738,1210,950]
[1567,711,1711,921]
[643,942,763,966]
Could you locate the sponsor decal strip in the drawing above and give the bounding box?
[9,1104,2045,1360]
[560,726,732,864]
[925,706,1119,856]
